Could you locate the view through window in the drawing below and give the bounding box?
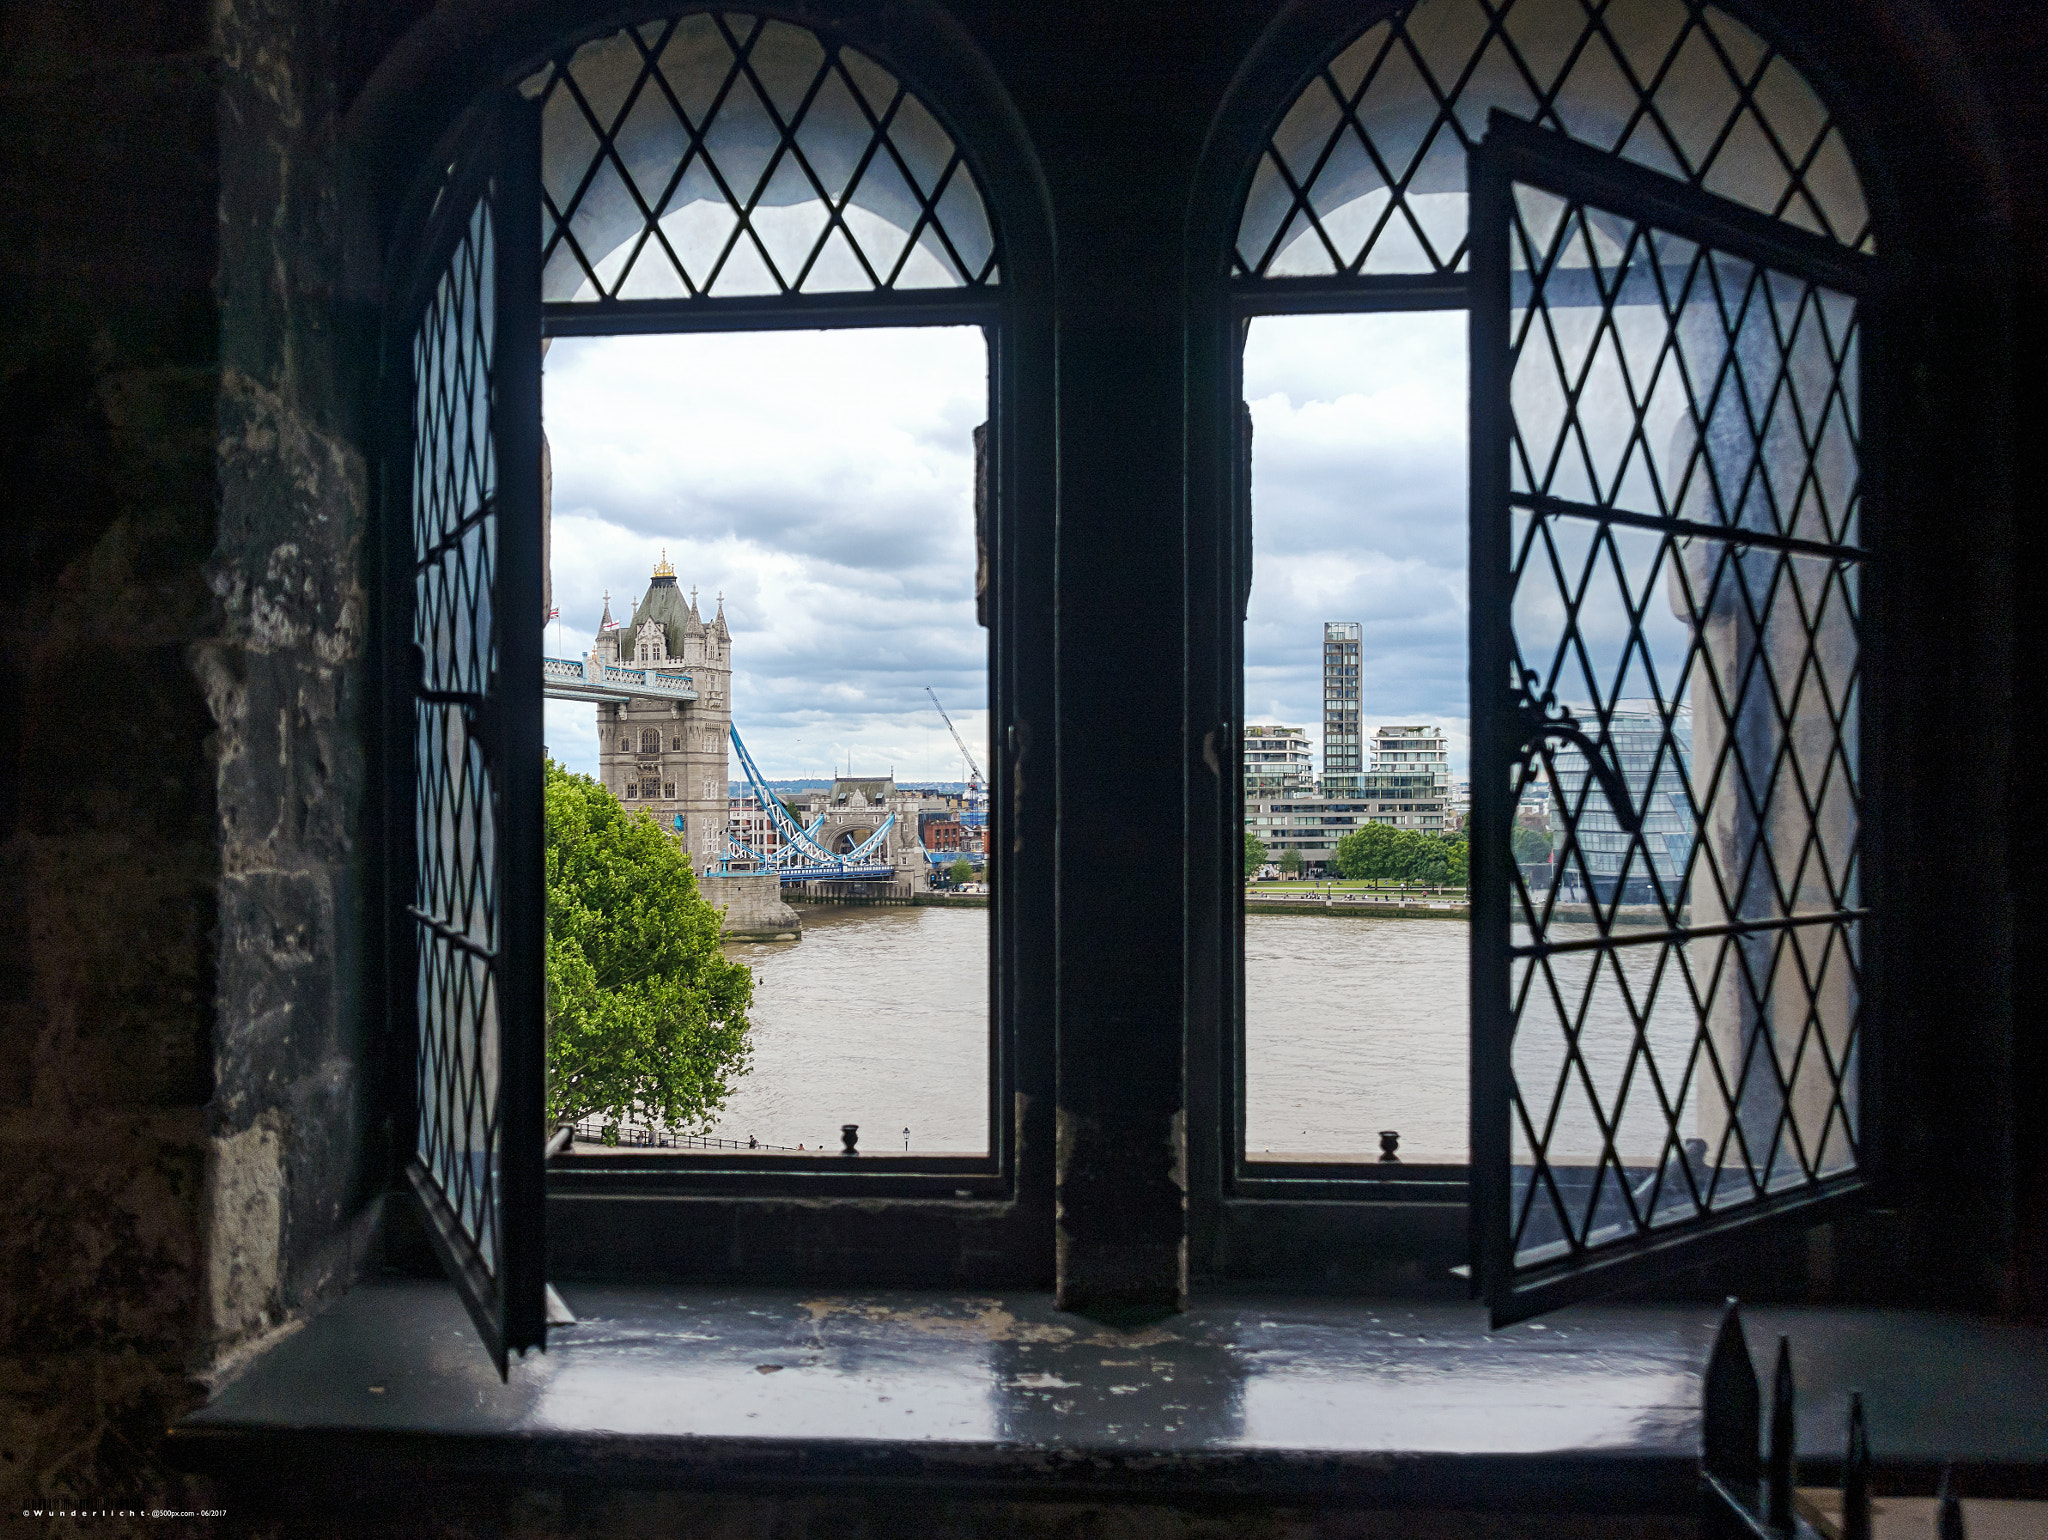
[1242,311,1472,1163]
[542,326,990,1157]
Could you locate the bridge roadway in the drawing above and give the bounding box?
[542,655,956,884]
[542,653,696,704]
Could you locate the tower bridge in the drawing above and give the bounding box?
[547,553,945,893]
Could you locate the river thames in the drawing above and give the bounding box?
[708,905,1699,1161]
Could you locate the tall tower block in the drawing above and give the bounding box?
[591,553,733,874]
[1322,621,1362,795]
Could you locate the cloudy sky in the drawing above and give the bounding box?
[542,311,1469,785]
[1244,311,1469,775]
[543,326,988,783]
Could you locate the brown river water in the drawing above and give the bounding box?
[708,906,1701,1161]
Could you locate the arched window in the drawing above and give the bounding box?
[1222,0,1873,1322]
[389,6,1035,1367]
[1237,0,1868,283]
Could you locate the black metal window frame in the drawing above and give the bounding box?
[379,89,550,1372]
[505,12,1056,1277]
[373,4,1059,1289]
[1225,270,1475,1212]
[1467,113,1880,1323]
[1182,0,1892,1294]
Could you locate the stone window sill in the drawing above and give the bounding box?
[168,1282,2048,1508]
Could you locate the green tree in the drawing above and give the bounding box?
[1401,828,1449,884]
[1333,820,1401,880]
[949,857,973,885]
[1243,830,1267,877]
[545,760,754,1139]
[1511,823,1553,865]
[1445,834,1470,886]
[1278,847,1302,876]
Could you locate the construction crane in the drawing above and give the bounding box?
[925,686,986,813]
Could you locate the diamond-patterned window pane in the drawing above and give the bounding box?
[411,192,505,1282]
[1490,165,1865,1277]
[525,13,998,301]
[1238,0,1872,280]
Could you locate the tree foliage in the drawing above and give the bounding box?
[1511,822,1553,865]
[1243,830,1267,877]
[949,857,973,885]
[1332,822,1470,886]
[1278,846,1302,875]
[545,761,754,1136]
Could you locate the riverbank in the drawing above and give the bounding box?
[784,890,988,909]
[1246,896,1466,920]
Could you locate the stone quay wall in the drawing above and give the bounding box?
[704,872,801,941]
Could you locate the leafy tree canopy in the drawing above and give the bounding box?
[949,857,973,884]
[1333,822,1470,885]
[545,760,754,1137]
[1278,846,1303,875]
[1511,823,1553,864]
[1243,830,1267,877]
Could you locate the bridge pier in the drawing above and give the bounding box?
[702,871,800,942]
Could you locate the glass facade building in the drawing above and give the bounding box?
[1545,708,1696,905]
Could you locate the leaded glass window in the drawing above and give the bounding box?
[1237,0,1870,283]
[1469,118,1872,1319]
[525,13,999,304]
[1225,0,1878,1314]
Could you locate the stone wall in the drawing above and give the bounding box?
[0,0,386,1522]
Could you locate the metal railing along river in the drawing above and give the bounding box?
[566,1117,802,1153]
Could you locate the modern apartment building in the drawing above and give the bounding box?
[1242,724,1316,797]
[1366,725,1452,831]
[1322,621,1363,794]
[1244,721,1456,872]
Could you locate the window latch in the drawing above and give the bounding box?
[1509,670,1639,834]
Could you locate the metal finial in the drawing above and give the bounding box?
[1768,1336,1796,1531]
[1842,1392,1871,1540]
[1703,1299,1761,1485]
[1937,1462,1966,1540]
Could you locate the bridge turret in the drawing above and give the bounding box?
[598,550,733,877]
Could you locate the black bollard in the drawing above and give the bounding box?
[1768,1337,1796,1532]
[1378,1130,1401,1162]
[841,1123,859,1156]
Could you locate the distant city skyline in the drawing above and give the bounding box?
[544,310,1471,785]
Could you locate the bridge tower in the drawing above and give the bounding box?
[592,553,732,874]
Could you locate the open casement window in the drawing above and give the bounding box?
[1207,0,1879,1294]
[1467,112,1876,1324]
[385,90,548,1373]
